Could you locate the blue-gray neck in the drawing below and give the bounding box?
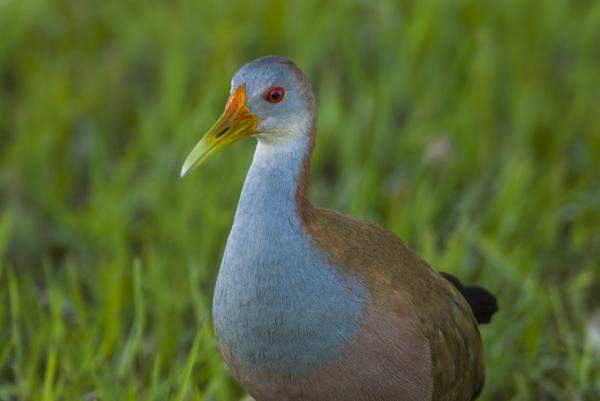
[213,134,367,375]
[234,135,310,225]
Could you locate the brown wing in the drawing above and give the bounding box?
[302,206,485,401]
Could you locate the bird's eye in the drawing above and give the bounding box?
[265,86,285,104]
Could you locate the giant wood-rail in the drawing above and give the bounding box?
[181,56,498,401]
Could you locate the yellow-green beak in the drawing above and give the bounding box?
[180,84,260,177]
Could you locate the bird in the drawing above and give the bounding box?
[181,56,498,401]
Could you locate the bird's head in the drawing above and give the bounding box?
[181,56,315,177]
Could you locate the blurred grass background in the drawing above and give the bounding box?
[1,0,599,399]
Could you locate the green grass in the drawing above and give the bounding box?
[1,0,600,399]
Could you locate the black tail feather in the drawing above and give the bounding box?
[441,272,498,325]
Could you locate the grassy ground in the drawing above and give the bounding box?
[1,0,600,400]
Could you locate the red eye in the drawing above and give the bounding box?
[265,86,285,103]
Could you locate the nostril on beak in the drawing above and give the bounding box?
[216,126,231,139]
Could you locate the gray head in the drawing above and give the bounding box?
[181,56,316,176]
[231,56,316,141]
